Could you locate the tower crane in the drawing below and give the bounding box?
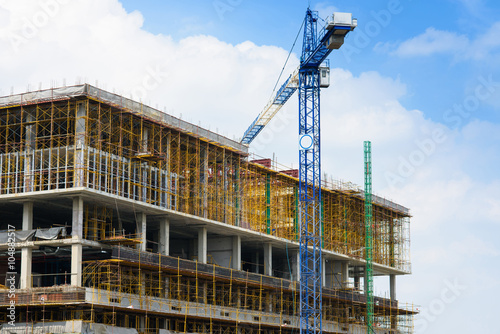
[241,8,357,334]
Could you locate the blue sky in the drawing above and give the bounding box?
[0,0,499,333]
[119,0,500,126]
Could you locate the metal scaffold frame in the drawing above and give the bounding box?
[298,9,323,334]
[364,141,374,334]
[0,86,416,334]
[0,246,415,333]
[0,94,411,272]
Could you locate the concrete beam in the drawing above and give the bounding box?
[198,227,207,264]
[159,218,170,256]
[1,188,411,276]
[232,236,241,270]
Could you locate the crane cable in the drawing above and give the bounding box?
[269,17,305,100]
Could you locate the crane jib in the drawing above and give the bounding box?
[241,71,299,144]
[301,25,352,68]
[241,14,356,146]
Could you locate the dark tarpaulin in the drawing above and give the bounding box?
[34,227,63,240]
[0,230,36,243]
[0,227,63,243]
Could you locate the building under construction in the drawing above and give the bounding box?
[0,85,415,333]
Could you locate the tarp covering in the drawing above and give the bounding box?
[85,323,138,334]
[0,227,63,244]
[35,227,63,240]
[0,230,35,243]
[0,85,86,107]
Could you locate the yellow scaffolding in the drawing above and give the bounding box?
[0,95,411,272]
[0,253,414,334]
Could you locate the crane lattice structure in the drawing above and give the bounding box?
[241,8,356,334]
[364,141,374,334]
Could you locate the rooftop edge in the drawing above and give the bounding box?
[0,84,249,155]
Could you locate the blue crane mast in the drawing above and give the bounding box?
[241,8,356,334]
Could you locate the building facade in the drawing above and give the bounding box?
[0,85,415,333]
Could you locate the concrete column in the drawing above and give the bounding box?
[202,147,208,218]
[267,291,273,312]
[232,236,241,270]
[141,165,147,202]
[138,317,146,333]
[198,227,207,264]
[390,274,397,331]
[20,246,32,289]
[263,243,272,276]
[24,112,34,192]
[159,218,170,256]
[254,251,260,274]
[71,243,82,286]
[341,262,349,288]
[22,201,33,230]
[325,259,339,288]
[332,261,342,288]
[141,128,149,153]
[71,197,83,287]
[72,197,83,239]
[354,276,360,291]
[136,212,147,251]
[75,101,87,187]
[390,274,396,301]
[21,202,33,289]
[236,287,242,308]
[322,257,327,287]
[199,282,208,303]
[291,251,300,281]
[164,276,170,299]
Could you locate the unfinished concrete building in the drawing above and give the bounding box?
[0,85,415,333]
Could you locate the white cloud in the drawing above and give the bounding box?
[392,27,469,57]
[0,2,499,333]
[453,0,485,16]
[313,2,339,22]
[415,235,499,266]
[388,22,500,60]
[470,21,500,59]
[0,0,295,139]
